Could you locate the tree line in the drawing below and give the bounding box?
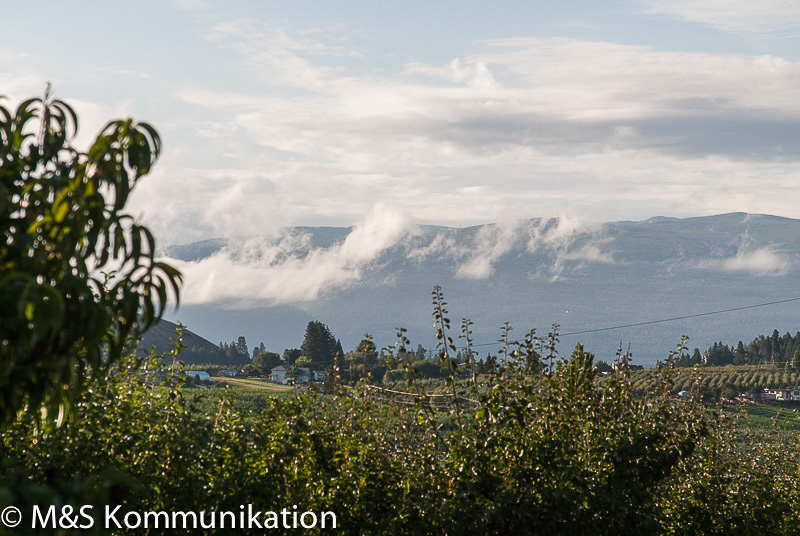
[228,321,345,377]
[677,329,800,370]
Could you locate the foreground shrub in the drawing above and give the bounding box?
[2,319,800,535]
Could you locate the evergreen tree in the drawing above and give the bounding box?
[252,351,282,374]
[771,329,780,356]
[236,336,248,357]
[300,321,339,364]
[734,341,746,365]
[792,350,800,373]
[283,348,301,363]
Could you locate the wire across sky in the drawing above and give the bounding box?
[461,297,800,350]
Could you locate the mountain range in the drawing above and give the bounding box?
[159,213,800,366]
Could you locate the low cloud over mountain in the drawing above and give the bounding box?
[162,213,800,365]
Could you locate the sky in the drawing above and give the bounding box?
[3,1,800,313]
[3,0,799,244]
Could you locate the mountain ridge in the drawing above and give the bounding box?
[160,213,800,365]
[139,318,249,367]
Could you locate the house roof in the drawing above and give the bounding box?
[270,366,315,378]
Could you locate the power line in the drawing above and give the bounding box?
[459,296,800,349]
[244,297,800,358]
[560,297,800,336]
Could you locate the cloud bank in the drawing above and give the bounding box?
[165,206,410,306]
[138,24,800,244]
[163,213,618,306]
[407,216,615,281]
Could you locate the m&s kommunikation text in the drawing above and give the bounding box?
[24,504,336,530]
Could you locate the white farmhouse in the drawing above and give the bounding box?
[270,365,315,385]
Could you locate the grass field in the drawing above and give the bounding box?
[218,377,294,392]
[183,378,295,415]
[739,405,800,431]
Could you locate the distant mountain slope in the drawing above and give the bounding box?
[161,213,800,366]
[138,318,249,366]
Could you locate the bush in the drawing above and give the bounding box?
[10,322,795,535]
[0,89,180,427]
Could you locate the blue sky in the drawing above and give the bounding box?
[3,0,799,250]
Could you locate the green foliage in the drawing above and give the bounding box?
[183,384,292,415]
[8,319,798,535]
[656,409,800,534]
[424,341,704,534]
[0,349,795,533]
[248,351,282,375]
[690,330,800,368]
[0,89,181,427]
[300,320,338,364]
[217,338,250,364]
[791,350,800,373]
[282,347,301,363]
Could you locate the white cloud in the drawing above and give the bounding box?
[164,205,410,305]
[406,215,614,280]
[9,16,800,245]
[162,27,800,243]
[644,0,800,41]
[208,20,363,90]
[404,58,499,89]
[471,37,800,120]
[407,232,457,262]
[86,66,152,79]
[696,230,794,276]
[65,98,137,152]
[698,245,792,276]
[455,220,524,279]
[560,244,616,265]
[0,74,46,102]
[526,215,603,252]
[524,216,614,279]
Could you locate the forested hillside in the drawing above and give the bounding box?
[138,319,250,366]
[163,213,800,366]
